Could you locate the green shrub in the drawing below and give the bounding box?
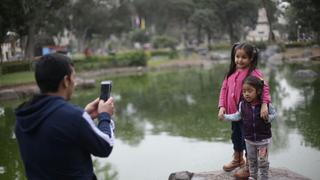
[0,60,32,74]
[277,42,286,52]
[284,41,315,48]
[150,49,178,59]
[129,29,150,43]
[250,41,267,50]
[1,51,148,75]
[111,51,147,66]
[152,36,178,50]
[74,51,147,70]
[208,42,230,50]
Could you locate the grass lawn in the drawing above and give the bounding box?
[0,71,35,87]
[0,53,201,88]
[147,58,171,67]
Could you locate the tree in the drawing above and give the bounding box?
[0,0,70,59]
[285,0,320,42]
[212,0,259,43]
[0,0,25,61]
[190,8,221,47]
[70,0,131,52]
[166,0,195,45]
[190,0,224,47]
[261,0,278,42]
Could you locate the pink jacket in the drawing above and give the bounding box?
[218,68,271,114]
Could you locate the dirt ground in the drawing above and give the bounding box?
[283,46,320,59]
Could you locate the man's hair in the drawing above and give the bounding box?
[35,53,74,93]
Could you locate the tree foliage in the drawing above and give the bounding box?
[285,0,320,42]
[0,0,265,59]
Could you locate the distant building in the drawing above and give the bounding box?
[246,8,270,42]
[1,32,22,62]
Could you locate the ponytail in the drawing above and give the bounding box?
[246,46,259,78]
[226,42,240,78]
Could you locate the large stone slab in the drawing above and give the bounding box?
[169,167,310,180]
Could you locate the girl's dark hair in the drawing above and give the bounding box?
[242,76,264,100]
[226,42,259,78]
[35,53,74,93]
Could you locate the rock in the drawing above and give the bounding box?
[310,55,320,61]
[0,89,19,100]
[260,45,280,61]
[0,85,38,101]
[76,78,96,89]
[267,53,284,65]
[169,171,194,180]
[169,167,310,180]
[293,69,318,79]
[209,52,229,61]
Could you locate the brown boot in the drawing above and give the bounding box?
[223,151,245,172]
[234,160,249,179]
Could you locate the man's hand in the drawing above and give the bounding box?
[218,107,225,121]
[98,97,114,116]
[260,103,268,120]
[85,98,100,119]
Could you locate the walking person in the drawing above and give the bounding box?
[15,53,115,179]
[223,76,276,180]
[218,42,271,178]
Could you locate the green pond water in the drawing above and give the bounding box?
[0,62,320,180]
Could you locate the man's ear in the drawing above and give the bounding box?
[62,75,69,88]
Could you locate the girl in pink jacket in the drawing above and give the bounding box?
[218,42,271,178]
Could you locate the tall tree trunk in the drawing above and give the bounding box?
[197,25,202,46]
[78,28,89,53]
[10,39,16,57]
[228,22,238,44]
[0,46,3,63]
[25,21,36,59]
[206,30,212,50]
[262,0,276,42]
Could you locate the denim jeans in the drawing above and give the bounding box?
[231,121,246,152]
[246,142,270,180]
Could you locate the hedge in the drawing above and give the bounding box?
[150,49,178,59]
[0,60,33,75]
[0,51,148,75]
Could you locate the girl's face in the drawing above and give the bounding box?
[242,83,258,103]
[235,48,251,69]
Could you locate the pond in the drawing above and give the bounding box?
[0,62,320,180]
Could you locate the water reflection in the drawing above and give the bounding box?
[0,106,26,180]
[93,160,118,180]
[0,62,320,179]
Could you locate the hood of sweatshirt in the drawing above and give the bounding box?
[15,95,66,133]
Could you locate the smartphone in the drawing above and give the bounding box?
[100,81,112,101]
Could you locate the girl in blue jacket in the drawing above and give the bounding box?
[223,76,276,180]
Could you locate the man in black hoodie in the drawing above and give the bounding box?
[15,53,115,180]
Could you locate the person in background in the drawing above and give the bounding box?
[223,76,276,180]
[15,53,115,180]
[218,42,271,178]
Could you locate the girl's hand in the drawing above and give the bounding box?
[260,103,268,120]
[218,107,226,121]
